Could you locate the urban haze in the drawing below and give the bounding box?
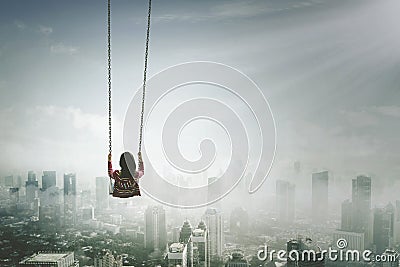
[0,0,399,267]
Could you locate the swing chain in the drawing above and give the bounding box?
[108,0,112,155]
[138,0,152,154]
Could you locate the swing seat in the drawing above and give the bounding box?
[112,177,141,198]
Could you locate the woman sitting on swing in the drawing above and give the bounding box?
[108,151,144,198]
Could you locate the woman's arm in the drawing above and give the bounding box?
[108,153,114,179]
[137,152,144,178]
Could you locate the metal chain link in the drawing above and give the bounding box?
[108,0,112,155]
[138,0,152,154]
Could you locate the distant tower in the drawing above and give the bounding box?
[180,220,193,243]
[42,171,56,190]
[276,180,296,223]
[312,171,329,223]
[179,220,194,267]
[96,177,109,211]
[393,200,400,245]
[26,171,39,212]
[64,173,77,226]
[373,204,394,254]
[192,221,210,267]
[145,206,167,251]
[203,208,223,258]
[230,207,249,235]
[9,188,19,206]
[341,199,352,231]
[352,175,371,232]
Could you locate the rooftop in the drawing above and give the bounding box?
[21,252,71,263]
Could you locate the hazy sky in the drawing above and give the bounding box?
[0,0,399,204]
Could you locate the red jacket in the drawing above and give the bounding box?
[108,158,144,197]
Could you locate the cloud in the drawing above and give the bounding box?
[0,106,124,185]
[373,105,400,118]
[151,0,325,24]
[35,106,106,135]
[339,109,379,127]
[14,20,26,30]
[50,43,79,55]
[38,25,53,35]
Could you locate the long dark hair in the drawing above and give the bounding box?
[119,152,136,178]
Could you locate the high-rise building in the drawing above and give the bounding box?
[180,220,193,243]
[311,171,329,223]
[19,251,78,267]
[393,200,400,245]
[225,250,249,267]
[373,204,394,254]
[9,187,19,205]
[26,171,39,202]
[341,199,352,231]
[42,171,56,190]
[179,220,194,267]
[192,221,209,267]
[203,208,223,258]
[96,177,109,211]
[64,173,77,226]
[276,180,296,223]
[167,243,188,267]
[352,175,371,233]
[230,207,249,235]
[145,206,167,251]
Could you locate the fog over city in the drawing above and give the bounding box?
[0,0,399,266]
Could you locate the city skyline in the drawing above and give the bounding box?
[0,0,399,197]
[0,0,399,266]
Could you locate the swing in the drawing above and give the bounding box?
[107,0,152,197]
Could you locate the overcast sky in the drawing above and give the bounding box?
[0,0,399,205]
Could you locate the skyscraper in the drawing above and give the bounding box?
[96,177,109,211]
[9,187,19,205]
[192,221,209,267]
[276,180,296,223]
[64,173,77,226]
[42,171,56,190]
[373,204,394,254]
[203,208,223,258]
[352,175,371,233]
[180,220,193,243]
[393,200,400,245]
[312,171,329,223]
[341,199,352,231]
[145,206,167,251]
[179,220,194,267]
[26,171,39,211]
